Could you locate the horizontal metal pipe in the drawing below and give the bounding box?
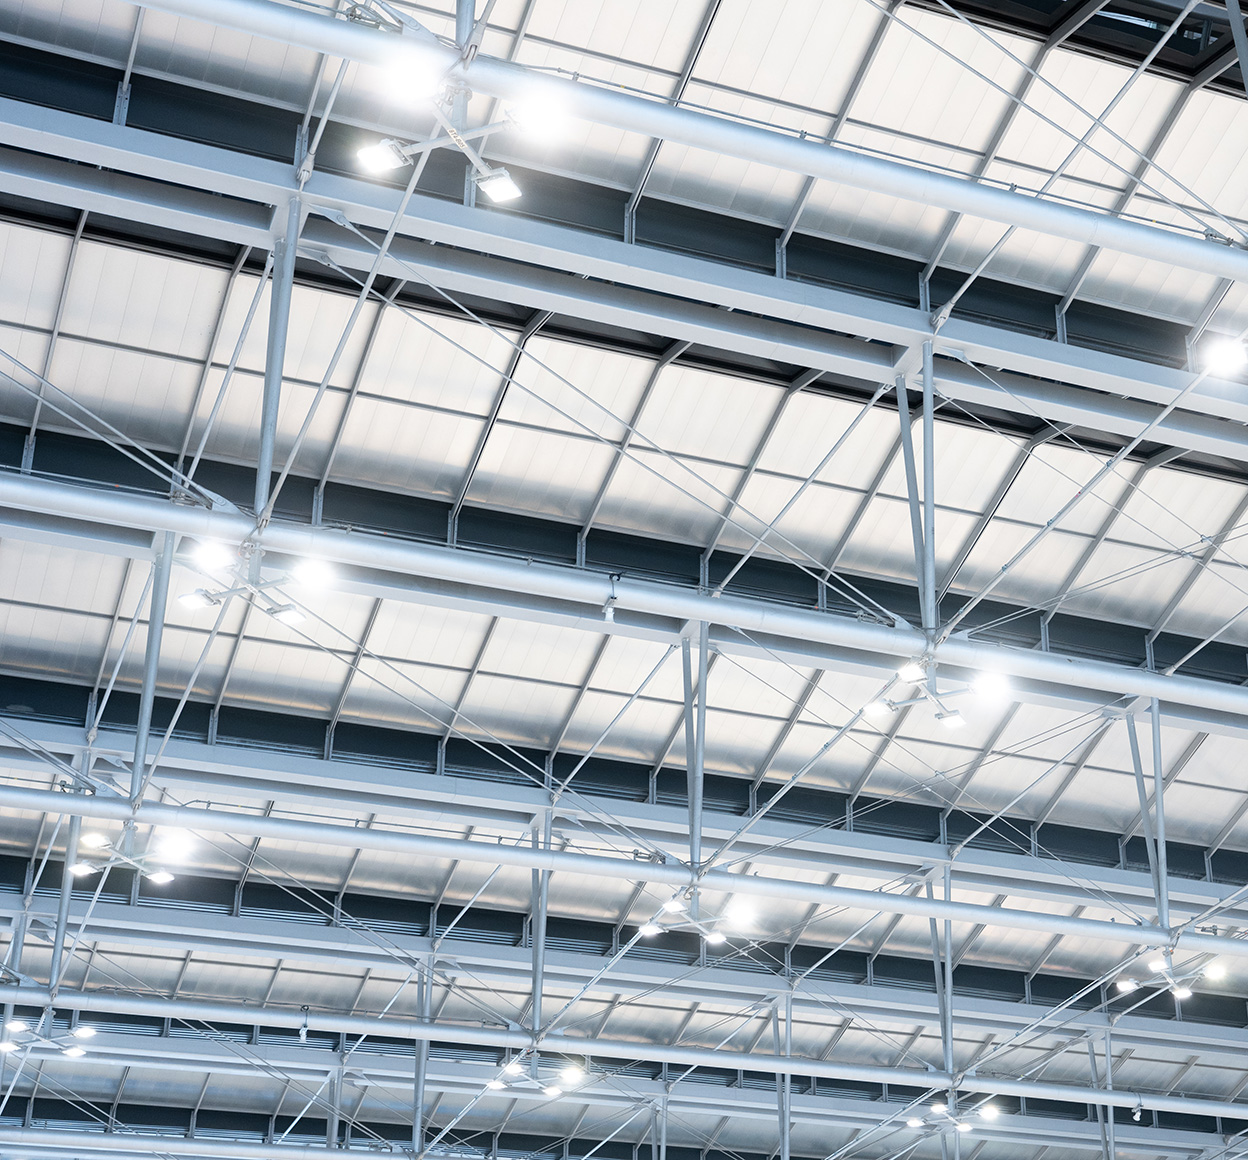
[3,472,1248,724]
[1,783,1245,958]
[6,985,1248,1119]
[124,0,1248,284]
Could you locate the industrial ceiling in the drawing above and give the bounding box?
[2,3,1248,1160]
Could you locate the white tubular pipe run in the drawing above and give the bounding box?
[124,0,1248,284]
[2,783,1247,959]
[2,472,1248,721]
[5,985,1248,1119]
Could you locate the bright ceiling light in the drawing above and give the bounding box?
[722,901,755,929]
[1172,985,1192,1000]
[931,1103,947,1114]
[71,1026,96,1040]
[156,829,195,862]
[79,832,110,849]
[476,168,522,203]
[560,1064,583,1082]
[898,660,926,683]
[979,1105,998,1120]
[146,870,175,885]
[486,1079,506,1090]
[638,923,661,938]
[1205,961,1226,980]
[271,604,306,627]
[543,1085,562,1098]
[906,1118,924,1129]
[503,1061,523,1076]
[178,589,217,611]
[62,1045,87,1058]
[193,540,234,572]
[937,711,965,731]
[0,1042,16,1053]
[1147,958,1167,974]
[705,931,727,946]
[971,672,1010,704]
[293,558,334,589]
[956,1122,972,1133]
[864,700,892,719]
[67,861,98,877]
[6,1021,27,1034]
[508,99,570,142]
[1204,335,1248,377]
[358,139,408,172]
[661,898,686,913]
[1115,978,1139,993]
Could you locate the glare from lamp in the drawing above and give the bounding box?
[979,1106,998,1120]
[638,923,661,938]
[1172,985,1192,1000]
[0,1042,16,1053]
[906,1119,924,1129]
[79,832,110,850]
[357,139,407,173]
[486,1080,506,1090]
[177,589,217,611]
[155,829,195,862]
[956,1122,972,1134]
[705,931,727,946]
[1204,335,1248,377]
[864,700,892,720]
[661,898,687,913]
[193,540,234,573]
[503,1061,523,1076]
[722,900,755,929]
[1115,978,1139,993]
[971,672,1011,704]
[71,1026,96,1040]
[67,862,98,877]
[5,1021,27,1034]
[293,558,334,589]
[543,1086,562,1098]
[1147,958,1167,974]
[937,711,965,731]
[898,660,926,683]
[508,99,570,142]
[1205,961,1226,980]
[146,870,175,885]
[476,168,522,203]
[271,604,306,627]
[560,1065,583,1082]
[931,1103,947,1114]
[62,1046,86,1058]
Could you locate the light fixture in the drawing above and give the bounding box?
[1204,961,1226,980]
[271,604,306,627]
[1147,958,1167,974]
[1115,978,1139,993]
[146,870,175,885]
[67,862,98,877]
[937,711,965,731]
[293,558,334,589]
[357,139,408,172]
[979,1105,998,1120]
[898,660,926,683]
[864,700,892,719]
[1172,985,1192,1000]
[956,1122,972,1134]
[178,589,217,611]
[503,1061,523,1076]
[543,1085,562,1098]
[1204,335,1248,377]
[193,540,235,572]
[5,1021,27,1034]
[931,1102,947,1114]
[560,1064,583,1082]
[0,1041,16,1053]
[507,99,570,142]
[80,832,110,850]
[661,898,686,913]
[638,923,661,938]
[486,1079,506,1090]
[62,1045,86,1058]
[705,931,727,946]
[971,672,1010,704]
[475,168,522,203]
[1132,1104,1142,1122]
[71,1026,96,1040]
[906,1118,924,1129]
[156,829,195,862]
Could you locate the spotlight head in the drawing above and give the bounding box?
[475,168,522,203]
[543,1086,562,1098]
[486,1079,506,1090]
[864,700,892,719]
[270,604,306,627]
[937,710,965,731]
[155,829,195,862]
[507,98,570,141]
[193,540,234,572]
[1132,1106,1142,1122]
[0,1042,16,1053]
[1172,985,1192,1000]
[971,671,1011,704]
[1147,958,1167,974]
[906,1119,924,1129]
[177,589,218,611]
[956,1122,972,1134]
[560,1064,583,1082]
[722,901,755,929]
[71,1026,96,1040]
[67,861,98,877]
[1204,334,1248,377]
[931,1103,947,1114]
[1115,978,1139,993]
[358,139,408,172]
[5,1021,28,1034]
[661,898,686,914]
[62,1045,86,1058]
[638,923,661,938]
[292,558,334,589]
[1204,961,1226,980]
[979,1105,998,1120]
[704,931,727,946]
[79,832,110,850]
[503,1061,523,1076]
[146,870,175,885]
[898,660,926,683]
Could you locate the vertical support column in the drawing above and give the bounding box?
[776,991,792,1160]
[454,0,475,204]
[50,813,82,992]
[1126,715,1168,929]
[326,1069,341,1149]
[895,379,929,632]
[130,531,175,803]
[1103,1028,1116,1160]
[413,960,431,1155]
[691,622,708,875]
[1149,697,1170,930]
[921,340,937,637]
[530,810,552,1054]
[254,197,301,522]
